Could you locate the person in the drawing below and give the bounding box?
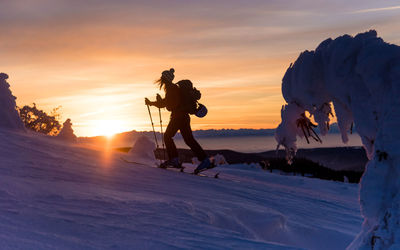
[145,68,211,172]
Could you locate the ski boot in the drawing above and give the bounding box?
[194,158,213,175]
[159,157,182,169]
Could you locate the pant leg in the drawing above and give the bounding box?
[179,114,207,161]
[164,115,180,160]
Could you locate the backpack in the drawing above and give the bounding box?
[177,80,201,115]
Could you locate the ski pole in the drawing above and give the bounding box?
[158,107,166,161]
[146,104,159,149]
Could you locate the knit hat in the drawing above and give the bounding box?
[161,68,175,82]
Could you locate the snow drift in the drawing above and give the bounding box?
[0,73,25,131]
[275,30,400,249]
[126,135,157,164]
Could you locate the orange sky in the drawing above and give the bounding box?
[1,0,400,136]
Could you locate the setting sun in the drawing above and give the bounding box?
[91,119,128,137]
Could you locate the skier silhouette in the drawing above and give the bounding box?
[145,68,211,173]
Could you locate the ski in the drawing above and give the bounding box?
[160,163,220,178]
[121,157,220,178]
[120,157,157,168]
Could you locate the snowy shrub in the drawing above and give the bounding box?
[19,103,61,135]
[275,30,400,249]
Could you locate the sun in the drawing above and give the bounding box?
[92,119,127,137]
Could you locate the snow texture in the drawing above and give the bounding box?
[126,135,157,165]
[0,127,361,249]
[0,73,25,131]
[192,154,228,166]
[213,153,228,166]
[56,119,77,143]
[275,30,400,249]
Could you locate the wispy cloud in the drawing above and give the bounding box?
[351,5,400,14]
[2,0,400,135]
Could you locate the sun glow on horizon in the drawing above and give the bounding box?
[91,119,128,138]
[3,1,400,139]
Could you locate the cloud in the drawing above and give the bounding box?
[351,5,400,14]
[2,0,400,135]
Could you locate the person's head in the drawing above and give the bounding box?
[156,68,175,91]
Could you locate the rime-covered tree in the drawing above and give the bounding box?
[0,73,25,131]
[19,104,61,135]
[57,119,77,142]
[275,30,400,249]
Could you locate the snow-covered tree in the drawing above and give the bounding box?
[0,73,25,131]
[57,119,77,142]
[19,104,61,135]
[275,30,400,249]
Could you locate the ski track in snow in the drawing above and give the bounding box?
[0,129,362,249]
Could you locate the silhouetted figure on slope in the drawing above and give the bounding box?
[145,68,211,172]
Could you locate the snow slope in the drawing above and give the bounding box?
[0,129,361,249]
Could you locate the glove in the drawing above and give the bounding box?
[145,98,151,106]
[156,94,162,103]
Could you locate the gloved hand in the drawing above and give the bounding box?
[156,94,162,103]
[145,97,151,106]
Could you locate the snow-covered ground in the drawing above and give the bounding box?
[0,129,362,249]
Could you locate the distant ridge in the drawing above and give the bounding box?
[191,128,275,137]
[189,123,349,137]
[79,122,345,140]
[78,123,351,148]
